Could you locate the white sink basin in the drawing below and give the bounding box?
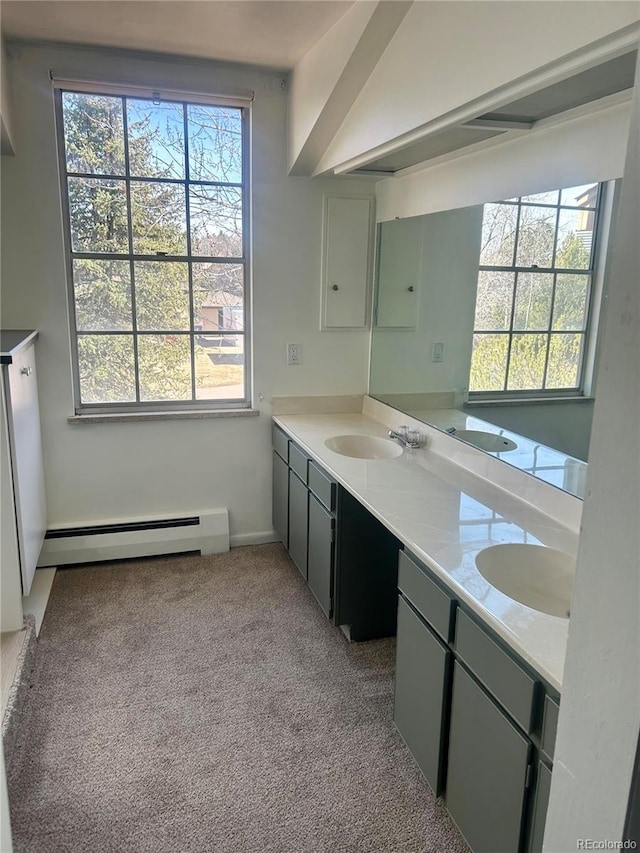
[324,434,403,460]
[475,543,574,618]
[454,429,518,453]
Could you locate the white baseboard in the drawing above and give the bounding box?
[38,509,229,567]
[230,530,279,548]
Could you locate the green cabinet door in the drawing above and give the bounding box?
[394,595,450,795]
[529,761,552,853]
[307,492,334,617]
[288,470,308,580]
[272,450,289,548]
[446,662,532,853]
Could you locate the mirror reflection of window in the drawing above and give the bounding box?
[470,183,601,396]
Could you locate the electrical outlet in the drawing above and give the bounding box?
[286,343,301,365]
[432,342,445,363]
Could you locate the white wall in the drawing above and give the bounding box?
[1,38,16,155]
[316,1,640,174]
[0,43,373,540]
[544,45,640,850]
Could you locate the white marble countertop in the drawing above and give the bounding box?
[273,409,577,692]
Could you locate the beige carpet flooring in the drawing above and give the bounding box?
[6,544,469,853]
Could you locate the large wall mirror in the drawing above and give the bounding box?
[369,182,618,499]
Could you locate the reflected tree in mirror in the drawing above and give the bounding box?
[470,183,599,395]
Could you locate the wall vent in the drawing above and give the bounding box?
[38,509,229,567]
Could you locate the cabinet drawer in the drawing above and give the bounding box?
[455,609,537,733]
[398,550,454,642]
[289,443,309,483]
[272,425,289,462]
[541,695,560,762]
[308,461,335,511]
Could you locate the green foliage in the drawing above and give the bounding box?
[62,93,125,175]
[469,334,508,392]
[555,231,590,270]
[73,259,131,331]
[77,335,136,403]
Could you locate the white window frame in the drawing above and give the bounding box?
[468,181,611,401]
[54,80,252,414]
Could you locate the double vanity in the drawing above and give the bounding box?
[272,396,580,853]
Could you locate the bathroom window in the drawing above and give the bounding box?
[469,183,602,396]
[56,85,250,413]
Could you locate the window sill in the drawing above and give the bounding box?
[464,396,595,409]
[68,408,260,424]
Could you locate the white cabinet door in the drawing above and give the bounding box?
[5,343,47,594]
[375,216,423,328]
[322,196,374,329]
[1,384,23,631]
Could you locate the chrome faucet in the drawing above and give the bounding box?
[388,425,423,449]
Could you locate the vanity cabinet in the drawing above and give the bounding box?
[447,609,545,853]
[288,468,309,580]
[394,550,454,794]
[307,462,336,618]
[446,661,532,853]
[333,486,401,641]
[526,696,558,853]
[394,597,451,794]
[394,547,560,853]
[273,426,336,611]
[272,449,289,549]
[529,761,552,853]
[272,424,400,637]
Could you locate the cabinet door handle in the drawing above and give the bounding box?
[20,366,32,376]
[332,284,339,291]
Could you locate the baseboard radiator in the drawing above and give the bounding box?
[38,509,229,567]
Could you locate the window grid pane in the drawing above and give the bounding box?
[60,89,248,409]
[471,184,600,395]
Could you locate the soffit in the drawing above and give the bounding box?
[349,49,638,177]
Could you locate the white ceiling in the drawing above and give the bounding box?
[0,1,355,70]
